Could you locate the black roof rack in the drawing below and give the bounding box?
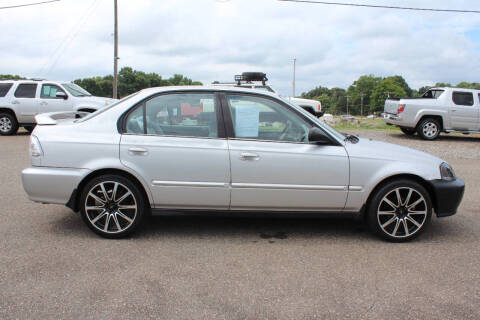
[235,72,268,85]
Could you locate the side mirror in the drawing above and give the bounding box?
[56,92,68,100]
[308,127,331,145]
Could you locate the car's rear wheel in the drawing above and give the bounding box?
[417,118,440,140]
[0,112,19,136]
[400,127,416,136]
[367,179,432,242]
[80,174,147,238]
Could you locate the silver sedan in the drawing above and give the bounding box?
[22,87,465,241]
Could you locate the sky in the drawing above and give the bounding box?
[1,0,480,96]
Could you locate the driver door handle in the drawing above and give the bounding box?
[240,152,260,161]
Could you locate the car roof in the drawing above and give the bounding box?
[0,79,70,84]
[138,85,280,98]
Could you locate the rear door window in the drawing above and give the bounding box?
[125,93,219,138]
[14,83,37,98]
[453,92,474,106]
[0,83,13,97]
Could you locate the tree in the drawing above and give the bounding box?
[456,82,480,90]
[73,67,203,97]
[346,75,381,114]
[384,75,412,97]
[370,78,407,113]
[0,74,25,80]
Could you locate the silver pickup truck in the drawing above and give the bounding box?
[383,87,480,140]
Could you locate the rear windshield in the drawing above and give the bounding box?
[421,89,444,99]
[0,83,13,97]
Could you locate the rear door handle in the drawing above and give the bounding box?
[240,152,260,161]
[128,147,148,156]
[11,100,20,105]
[40,101,48,106]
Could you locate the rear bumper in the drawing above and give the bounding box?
[22,167,90,205]
[382,113,414,128]
[428,178,465,217]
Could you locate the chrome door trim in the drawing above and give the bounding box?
[231,183,347,191]
[152,180,228,188]
[348,186,363,191]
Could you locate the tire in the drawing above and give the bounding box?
[367,179,432,242]
[0,112,19,136]
[400,127,416,136]
[417,118,441,140]
[79,174,147,238]
[24,125,35,133]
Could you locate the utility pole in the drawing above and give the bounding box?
[292,58,296,97]
[360,94,364,116]
[113,0,119,99]
[346,95,350,115]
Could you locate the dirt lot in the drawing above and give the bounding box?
[0,130,479,320]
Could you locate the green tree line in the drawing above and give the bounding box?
[301,75,480,115]
[73,67,202,98]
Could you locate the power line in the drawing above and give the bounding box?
[0,0,60,10]
[277,0,480,14]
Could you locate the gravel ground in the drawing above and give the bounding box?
[0,130,479,320]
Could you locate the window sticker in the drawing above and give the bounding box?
[235,104,259,137]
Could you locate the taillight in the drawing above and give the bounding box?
[397,104,405,114]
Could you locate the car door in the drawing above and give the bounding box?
[12,83,38,123]
[39,84,72,113]
[449,91,478,130]
[222,93,349,211]
[120,91,231,209]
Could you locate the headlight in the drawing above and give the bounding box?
[30,135,43,157]
[440,162,455,181]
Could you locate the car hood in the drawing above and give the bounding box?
[344,137,444,166]
[78,96,116,106]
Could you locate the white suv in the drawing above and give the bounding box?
[212,72,323,117]
[0,79,115,135]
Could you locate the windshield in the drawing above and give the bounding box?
[254,86,275,93]
[62,83,92,97]
[75,92,139,123]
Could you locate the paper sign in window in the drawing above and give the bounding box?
[235,104,259,137]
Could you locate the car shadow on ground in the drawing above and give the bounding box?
[52,211,468,243]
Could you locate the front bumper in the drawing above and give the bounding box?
[428,178,465,217]
[22,167,90,205]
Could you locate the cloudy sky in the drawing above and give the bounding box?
[1,0,480,95]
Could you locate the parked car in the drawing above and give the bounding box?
[0,79,116,135]
[212,72,323,117]
[340,115,355,121]
[22,86,464,241]
[383,87,480,140]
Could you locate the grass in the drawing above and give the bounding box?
[327,116,401,132]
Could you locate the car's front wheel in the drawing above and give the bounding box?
[80,174,147,238]
[367,179,432,242]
